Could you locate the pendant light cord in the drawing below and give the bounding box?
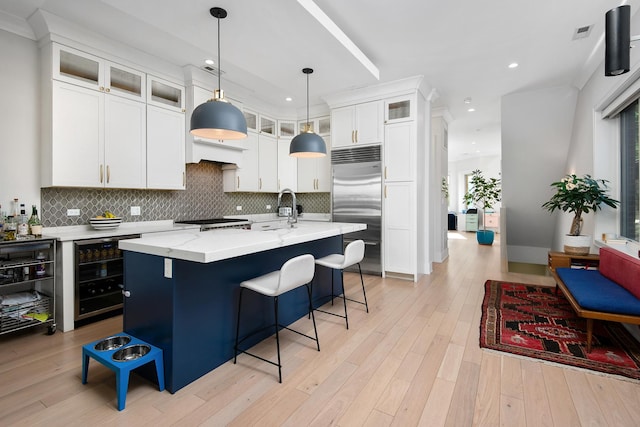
[306,72,310,127]
[217,14,222,92]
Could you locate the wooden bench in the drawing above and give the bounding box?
[550,246,640,352]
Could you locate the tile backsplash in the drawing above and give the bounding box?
[41,162,330,227]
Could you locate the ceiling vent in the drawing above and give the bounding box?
[572,25,593,40]
[202,65,225,77]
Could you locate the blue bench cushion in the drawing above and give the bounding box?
[556,268,640,316]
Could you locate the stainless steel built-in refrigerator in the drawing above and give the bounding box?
[331,145,382,275]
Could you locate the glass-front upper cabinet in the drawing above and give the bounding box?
[298,116,330,136]
[53,44,145,101]
[243,109,258,133]
[147,75,185,112]
[384,96,413,123]
[260,115,276,136]
[278,120,296,138]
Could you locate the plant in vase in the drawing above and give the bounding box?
[462,169,501,245]
[541,173,619,255]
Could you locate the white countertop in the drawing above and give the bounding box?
[119,221,366,263]
[42,220,200,242]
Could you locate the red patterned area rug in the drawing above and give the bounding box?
[480,280,640,380]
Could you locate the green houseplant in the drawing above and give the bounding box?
[462,169,501,245]
[541,174,619,254]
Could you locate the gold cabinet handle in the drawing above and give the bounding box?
[384,166,387,179]
[99,86,105,92]
[384,185,387,198]
[237,176,240,189]
[106,165,110,183]
[183,172,185,187]
[259,178,262,189]
[351,130,354,143]
[105,87,111,93]
[355,130,358,143]
[278,179,281,190]
[100,165,103,183]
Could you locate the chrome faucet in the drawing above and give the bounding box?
[277,188,297,226]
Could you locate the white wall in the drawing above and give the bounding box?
[0,29,41,215]
[448,155,501,214]
[501,85,579,264]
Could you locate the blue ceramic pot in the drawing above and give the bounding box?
[476,230,495,245]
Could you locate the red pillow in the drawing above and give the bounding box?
[599,247,640,299]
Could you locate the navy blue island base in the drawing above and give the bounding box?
[122,235,342,393]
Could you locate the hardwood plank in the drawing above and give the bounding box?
[472,352,501,425]
[520,359,553,427]
[540,365,581,427]
[444,361,480,427]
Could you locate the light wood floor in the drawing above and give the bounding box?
[2,232,640,426]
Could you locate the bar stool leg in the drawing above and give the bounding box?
[274,296,282,383]
[154,355,165,391]
[234,288,245,364]
[307,284,320,351]
[358,263,369,313]
[341,269,349,330]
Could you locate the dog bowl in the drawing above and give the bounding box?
[94,335,131,351]
[112,344,151,362]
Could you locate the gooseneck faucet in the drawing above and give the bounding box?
[277,188,297,226]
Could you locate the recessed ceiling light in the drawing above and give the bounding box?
[285,97,293,102]
[468,108,476,112]
[471,141,476,145]
[464,97,472,104]
[508,62,518,69]
[205,59,214,65]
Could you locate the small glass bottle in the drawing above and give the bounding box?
[28,205,43,237]
[17,204,28,237]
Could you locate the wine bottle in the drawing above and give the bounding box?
[17,203,28,237]
[28,205,42,237]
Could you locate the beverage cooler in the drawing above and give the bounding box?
[74,235,139,322]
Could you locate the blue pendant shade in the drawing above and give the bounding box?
[290,67,327,158]
[290,130,326,158]
[190,95,247,140]
[190,7,247,140]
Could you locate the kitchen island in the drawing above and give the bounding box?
[119,222,366,393]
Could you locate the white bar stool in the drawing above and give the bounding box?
[313,240,369,330]
[233,254,319,383]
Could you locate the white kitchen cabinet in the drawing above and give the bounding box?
[277,138,297,191]
[258,135,278,192]
[146,75,185,113]
[104,95,147,188]
[45,80,146,188]
[53,44,145,102]
[384,122,415,182]
[384,95,414,124]
[147,105,186,190]
[384,181,416,278]
[331,101,383,148]
[297,136,331,192]
[222,133,260,191]
[243,109,258,133]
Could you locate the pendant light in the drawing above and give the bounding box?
[290,68,327,158]
[190,7,247,140]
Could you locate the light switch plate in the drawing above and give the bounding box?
[164,258,172,278]
[131,206,141,216]
[67,209,80,216]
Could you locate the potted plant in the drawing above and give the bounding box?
[541,174,619,255]
[462,169,501,245]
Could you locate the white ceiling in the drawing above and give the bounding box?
[0,0,636,161]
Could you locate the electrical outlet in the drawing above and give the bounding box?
[67,209,80,216]
[131,206,141,216]
[236,205,242,211]
[266,204,271,210]
[164,258,172,278]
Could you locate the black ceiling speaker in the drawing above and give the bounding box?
[605,5,631,76]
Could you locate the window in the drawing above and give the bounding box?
[619,100,640,240]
